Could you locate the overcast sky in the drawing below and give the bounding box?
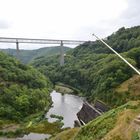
[0,0,140,49]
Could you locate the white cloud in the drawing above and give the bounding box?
[0,19,11,29]
[0,0,139,49]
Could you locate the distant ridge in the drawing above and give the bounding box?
[31,26,140,107]
[0,46,71,64]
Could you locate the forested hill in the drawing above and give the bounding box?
[0,51,52,121]
[31,26,140,107]
[0,46,71,64]
[72,26,140,55]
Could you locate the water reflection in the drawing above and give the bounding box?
[46,90,84,128]
[18,91,83,140]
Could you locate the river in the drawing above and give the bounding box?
[18,90,84,140]
[46,90,84,128]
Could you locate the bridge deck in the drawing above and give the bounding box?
[0,37,89,45]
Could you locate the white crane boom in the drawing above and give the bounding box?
[92,34,140,75]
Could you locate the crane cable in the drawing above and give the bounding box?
[92,34,140,75]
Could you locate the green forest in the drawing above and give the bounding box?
[48,26,140,140]
[0,26,140,140]
[0,51,52,121]
[32,26,140,107]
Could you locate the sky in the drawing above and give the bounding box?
[0,0,140,49]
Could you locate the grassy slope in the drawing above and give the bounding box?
[74,101,140,140]
[72,76,140,140]
[51,75,140,140]
[52,100,140,140]
[51,74,140,139]
[50,128,80,140]
[117,75,140,96]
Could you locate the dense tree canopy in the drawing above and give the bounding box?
[0,51,52,121]
[31,26,140,107]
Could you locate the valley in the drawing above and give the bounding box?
[0,46,71,64]
[0,26,140,140]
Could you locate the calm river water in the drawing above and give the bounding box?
[46,90,84,128]
[18,90,84,140]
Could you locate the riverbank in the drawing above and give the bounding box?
[0,101,54,139]
[55,85,74,94]
[55,83,83,96]
[46,91,84,128]
[0,113,64,139]
[0,90,84,140]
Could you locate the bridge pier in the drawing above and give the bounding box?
[16,41,20,59]
[60,41,64,66]
[0,37,87,66]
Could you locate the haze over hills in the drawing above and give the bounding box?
[0,46,71,64]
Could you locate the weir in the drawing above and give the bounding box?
[77,100,110,125]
